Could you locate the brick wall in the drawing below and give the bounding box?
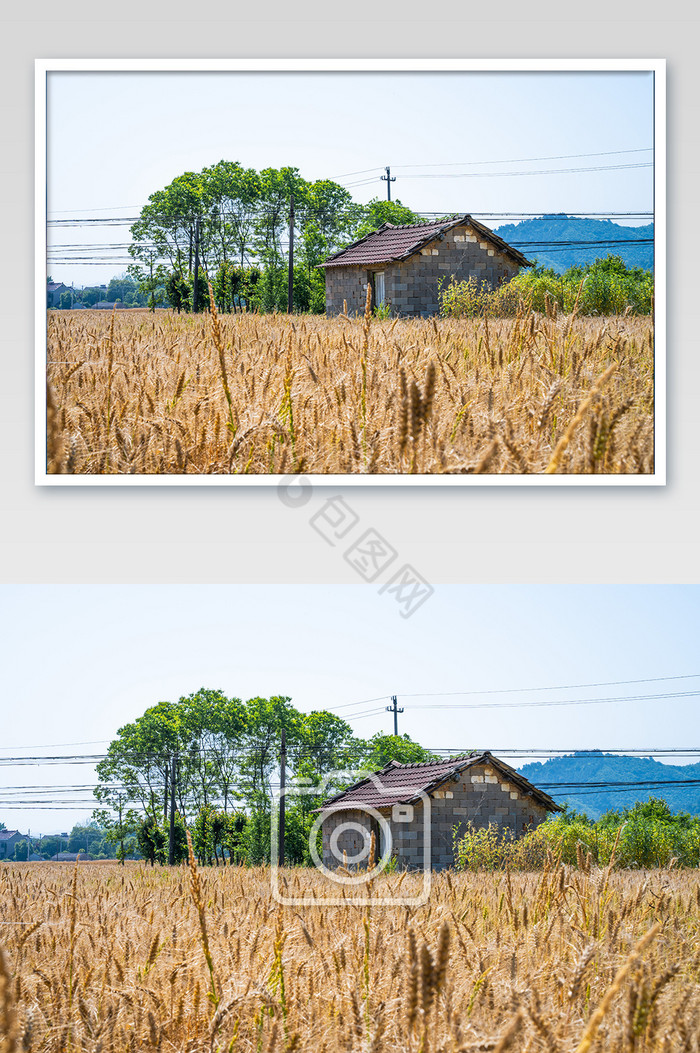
[324,224,523,318]
[320,808,382,870]
[426,762,550,869]
[320,763,550,872]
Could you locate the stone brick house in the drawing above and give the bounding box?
[319,752,561,872]
[320,216,532,318]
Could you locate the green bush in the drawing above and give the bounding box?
[440,256,654,319]
[455,798,700,871]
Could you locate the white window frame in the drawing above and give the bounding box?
[374,271,385,307]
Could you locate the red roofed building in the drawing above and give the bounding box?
[320,216,532,318]
[319,752,560,871]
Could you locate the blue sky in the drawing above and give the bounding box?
[46,67,655,288]
[0,584,697,834]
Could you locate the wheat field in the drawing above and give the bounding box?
[1,858,698,1052]
[45,300,655,476]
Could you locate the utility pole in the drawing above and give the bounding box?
[168,752,177,865]
[386,695,404,736]
[287,194,295,314]
[192,216,201,313]
[381,166,396,202]
[278,726,286,866]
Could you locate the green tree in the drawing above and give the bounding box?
[130,171,206,288]
[168,812,190,865]
[192,804,217,866]
[130,162,365,314]
[361,732,441,769]
[241,266,261,311]
[295,179,361,306]
[200,160,262,269]
[93,801,140,864]
[166,270,191,313]
[128,258,167,312]
[39,835,60,859]
[95,689,247,835]
[95,701,180,825]
[352,198,422,240]
[137,816,167,866]
[68,822,107,857]
[175,689,247,813]
[59,291,72,309]
[236,695,298,861]
[106,276,142,304]
[14,840,28,861]
[81,287,103,307]
[222,810,247,864]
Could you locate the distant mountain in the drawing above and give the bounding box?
[518,752,700,821]
[494,215,654,274]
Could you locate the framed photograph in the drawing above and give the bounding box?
[36,58,665,485]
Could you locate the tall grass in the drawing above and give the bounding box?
[0,862,698,1051]
[46,304,654,475]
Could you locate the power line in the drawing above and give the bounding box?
[47,237,654,257]
[46,209,655,228]
[422,748,700,757]
[47,204,141,215]
[541,779,700,789]
[2,746,700,768]
[399,162,654,180]
[398,673,700,700]
[404,691,700,711]
[419,212,653,219]
[321,674,700,715]
[393,148,654,170]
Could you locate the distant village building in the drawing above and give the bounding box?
[46,282,71,308]
[320,216,532,318]
[92,301,129,310]
[319,752,561,872]
[0,830,26,858]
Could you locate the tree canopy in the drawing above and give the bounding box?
[93,688,433,865]
[128,162,421,314]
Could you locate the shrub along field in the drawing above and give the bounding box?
[1,857,698,1052]
[46,292,654,476]
[455,799,700,872]
[439,258,654,319]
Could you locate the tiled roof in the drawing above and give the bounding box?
[319,751,561,812]
[320,216,532,269]
[0,830,20,840]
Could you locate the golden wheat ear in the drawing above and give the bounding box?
[47,305,653,475]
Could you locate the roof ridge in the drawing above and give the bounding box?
[393,752,480,769]
[320,214,532,269]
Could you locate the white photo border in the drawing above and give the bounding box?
[35,57,666,487]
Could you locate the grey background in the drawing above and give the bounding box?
[2,3,697,584]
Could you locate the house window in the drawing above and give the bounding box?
[374,271,385,307]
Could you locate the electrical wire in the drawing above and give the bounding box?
[394,148,653,168]
[397,162,654,180]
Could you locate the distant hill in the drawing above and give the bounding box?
[494,215,654,274]
[518,752,700,820]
